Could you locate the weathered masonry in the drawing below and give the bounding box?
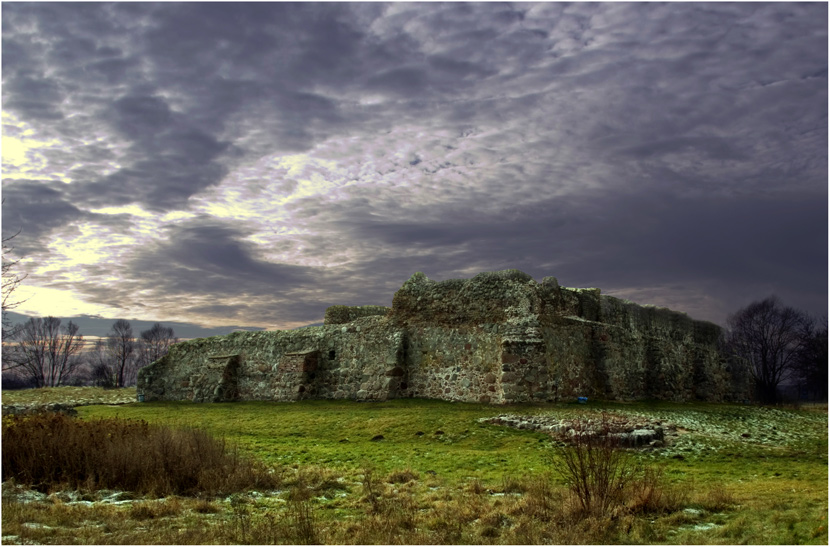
[138,270,752,404]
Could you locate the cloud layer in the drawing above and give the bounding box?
[3,2,827,329]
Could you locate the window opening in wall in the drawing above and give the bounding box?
[328,350,336,360]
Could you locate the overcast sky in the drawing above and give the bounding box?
[2,2,827,333]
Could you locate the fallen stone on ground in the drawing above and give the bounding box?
[481,413,677,448]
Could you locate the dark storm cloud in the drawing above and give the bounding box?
[129,219,313,294]
[2,2,826,329]
[3,76,65,120]
[2,180,89,254]
[63,93,233,210]
[2,2,361,210]
[320,184,827,324]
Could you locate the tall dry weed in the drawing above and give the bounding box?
[2,413,279,496]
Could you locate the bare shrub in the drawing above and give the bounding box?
[1,413,279,496]
[227,494,253,543]
[288,498,320,545]
[627,464,669,513]
[361,465,383,513]
[553,414,637,516]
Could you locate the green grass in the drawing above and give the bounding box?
[73,398,828,484]
[2,391,827,544]
[78,398,559,482]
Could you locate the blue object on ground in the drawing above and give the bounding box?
[577,396,588,404]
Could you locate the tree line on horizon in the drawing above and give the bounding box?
[2,317,177,389]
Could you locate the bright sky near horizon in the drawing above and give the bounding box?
[2,2,827,332]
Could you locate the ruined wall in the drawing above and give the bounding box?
[138,269,751,404]
[385,269,745,403]
[404,325,504,404]
[139,317,407,403]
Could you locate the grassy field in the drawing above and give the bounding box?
[2,388,827,544]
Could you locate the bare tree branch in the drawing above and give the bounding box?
[2,225,28,341]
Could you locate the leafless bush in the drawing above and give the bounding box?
[553,413,638,516]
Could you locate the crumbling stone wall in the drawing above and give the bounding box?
[323,305,390,325]
[138,270,752,404]
[139,317,407,403]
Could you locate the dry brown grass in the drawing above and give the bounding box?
[0,468,778,545]
[696,483,737,512]
[386,467,419,484]
[2,413,280,496]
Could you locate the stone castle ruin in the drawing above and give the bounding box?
[138,270,751,404]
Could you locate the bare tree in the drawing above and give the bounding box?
[107,319,136,387]
[2,228,27,342]
[794,316,828,401]
[84,338,114,387]
[9,316,84,387]
[726,296,813,404]
[138,322,177,368]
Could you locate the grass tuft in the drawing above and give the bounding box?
[386,468,419,484]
